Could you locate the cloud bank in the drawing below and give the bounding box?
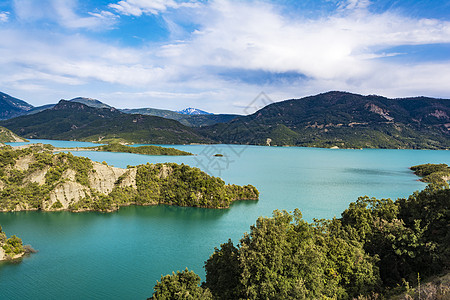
[1,0,450,113]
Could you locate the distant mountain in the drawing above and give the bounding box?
[177,107,213,115]
[25,104,56,115]
[0,92,34,120]
[121,107,183,120]
[68,97,112,109]
[0,92,114,120]
[0,100,211,144]
[121,107,239,127]
[199,91,450,149]
[25,97,111,115]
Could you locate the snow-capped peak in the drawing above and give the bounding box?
[177,107,213,115]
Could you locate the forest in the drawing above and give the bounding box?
[148,181,449,299]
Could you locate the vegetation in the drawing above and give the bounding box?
[0,126,27,142]
[91,143,193,156]
[148,269,213,300]
[149,183,449,299]
[410,163,450,186]
[0,145,258,212]
[199,91,450,149]
[0,225,25,259]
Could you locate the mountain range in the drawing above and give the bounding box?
[0,92,236,127]
[0,100,210,144]
[0,91,448,148]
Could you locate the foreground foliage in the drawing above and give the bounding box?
[150,183,449,299]
[148,269,213,300]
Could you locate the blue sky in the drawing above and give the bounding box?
[1,0,450,113]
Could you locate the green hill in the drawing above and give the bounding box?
[0,100,211,144]
[199,91,450,149]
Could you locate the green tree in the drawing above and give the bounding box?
[148,268,212,300]
[204,239,243,300]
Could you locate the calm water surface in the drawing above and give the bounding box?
[1,140,448,299]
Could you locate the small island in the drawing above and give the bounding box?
[0,225,26,261]
[0,144,258,212]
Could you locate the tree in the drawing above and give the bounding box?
[148,268,212,300]
[204,239,242,299]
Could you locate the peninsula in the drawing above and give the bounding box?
[54,143,193,156]
[0,144,258,212]
[411,163,450,185]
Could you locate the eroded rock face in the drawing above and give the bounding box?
[0,246,5,261]
[15,155,34,171]
[89,162,129,194]
[157,164,173,179]
[42,163,138,210]
[48,181,90,209]
[119,168,137,189]
[25,167,49,185]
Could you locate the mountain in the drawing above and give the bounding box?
[68,97,112,109]
[0,100,211,144]
[121,107,239,127]
[24,97,111,115]
[177,107,213,115]
[0,92,34,120]
[199,91,450,149]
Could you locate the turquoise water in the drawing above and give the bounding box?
[1,140,449,299]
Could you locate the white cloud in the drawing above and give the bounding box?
[0,12,9,22]
[109,0,199,16]
[338,0,371,11]
[2,0,450,112]
[13,0,117,29]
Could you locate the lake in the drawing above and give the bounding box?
[1,140,448,299]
